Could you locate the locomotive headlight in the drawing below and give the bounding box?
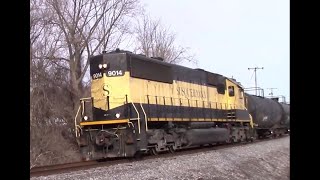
[98,64,103,69]
[83,116,88,121]
[103,63,108,68]
[115,113,120,119]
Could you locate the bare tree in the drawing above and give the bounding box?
[33,0,139,125]
[135,15,196,64]
[30,0,141,167]
[30,57,79,168]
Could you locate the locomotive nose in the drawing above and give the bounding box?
[103,84,111,96]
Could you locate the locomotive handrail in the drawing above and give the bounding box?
[79,97,93,101]
[143,95,241,122]
[244,87,264,97]
[145,95,240,109]
[74,97,93,138]
[81,100,85,116]
[128,121,134,129]
[74,105,82,138]
[243,106,255,128]
[140,96,148,131]
[248,113,254,128]
[79,97,93,118]
[130,101,141,134]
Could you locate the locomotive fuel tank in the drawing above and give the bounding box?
[185,128,229,146]
[246,94,287,129]
[188,122,216,129]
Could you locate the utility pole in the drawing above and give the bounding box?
[267,88,277,97]
[248,67,264,95]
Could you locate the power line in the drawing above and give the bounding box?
[248,67,264,95]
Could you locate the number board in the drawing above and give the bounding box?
[92,72,103,80]
[91,70,125,80]
[106,70,124,77]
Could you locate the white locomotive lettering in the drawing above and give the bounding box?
[92,72,102,79]
[262,116,268,121]
[107,70,123,76]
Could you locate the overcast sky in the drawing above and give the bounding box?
[133,0,290,102]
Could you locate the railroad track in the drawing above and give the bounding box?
[30,135,289,178]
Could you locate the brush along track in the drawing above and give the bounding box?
[30,135,288,177]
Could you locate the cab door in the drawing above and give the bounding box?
[226,80,236,109]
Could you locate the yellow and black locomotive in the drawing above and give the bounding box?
[74,49,289,160]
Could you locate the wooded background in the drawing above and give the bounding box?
[30,0,195,168]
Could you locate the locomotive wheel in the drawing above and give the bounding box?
[273,134,277,138]
[250,137,254,142]
[168,146,175,153]
[150,147,158,156]
[133,151,143,160]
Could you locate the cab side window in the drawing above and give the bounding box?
[217,84,226,94]
[228,86,235,97]
[239,89,243,99]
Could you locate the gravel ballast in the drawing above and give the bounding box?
[31,136,290,180]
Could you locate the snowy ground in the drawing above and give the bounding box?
[31,136,290,180]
